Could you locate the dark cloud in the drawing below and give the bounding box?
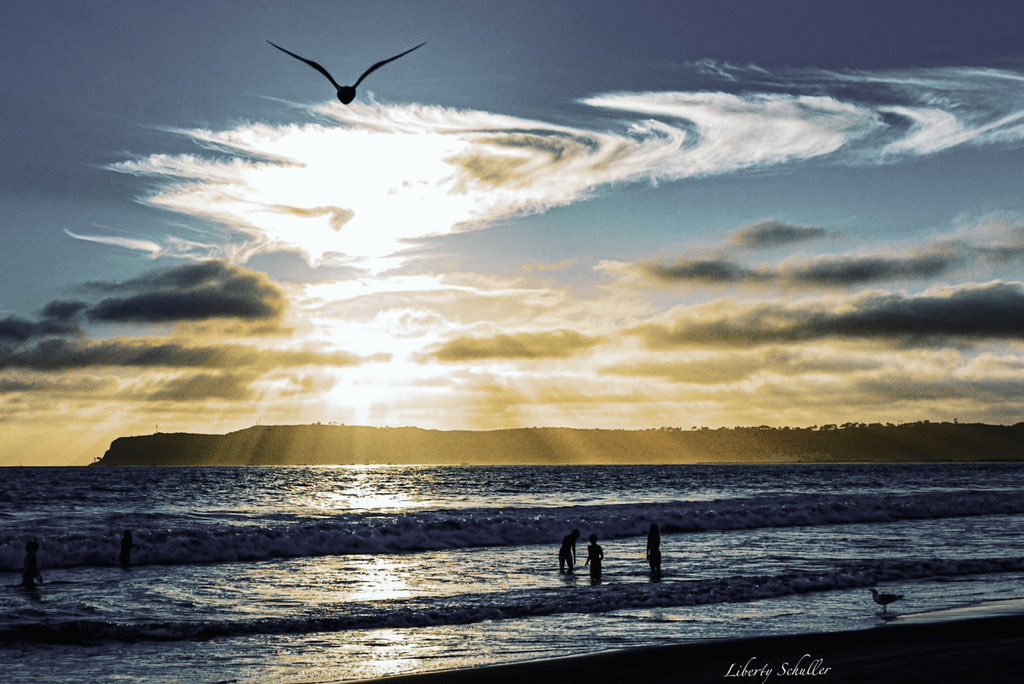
[0,377,40,393]
[602,350,880,384]
[41,300,89,321]
[979,226,1024,264]
[0,313,80,342]
[429,330,602,362]
[850,376,1024,403]
[636,246,963,288]
[0,316,57,342]
[603,357,765,384]
[147,372,257,402]
[984,244,1024,263]
[731,221,829,248]
[86,261,285,323]
[0,299,89,342]
[3,263,284,342]
[621,221,1024,291]
[0,338,375,371]
[633,281,1024,347]
[0,374,119,396]
[782,246,962,286]
[642,259,768,285]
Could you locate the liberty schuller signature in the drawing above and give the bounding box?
[724,654,831,683]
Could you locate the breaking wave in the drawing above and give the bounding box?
[2,490,1023,571]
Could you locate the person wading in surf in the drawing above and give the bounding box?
[646,523,662,578]
[559,529,580,573]
[22,540,43,589]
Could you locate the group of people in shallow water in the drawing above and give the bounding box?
[19,529,137,589]
[21,525,664,589]
[559,523,662,582]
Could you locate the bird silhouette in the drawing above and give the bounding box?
[267,40,425,104]
[869,588,904,613]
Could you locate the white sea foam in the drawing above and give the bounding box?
[4,555,1024,644]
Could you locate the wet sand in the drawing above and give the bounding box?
[354,603,1024,684]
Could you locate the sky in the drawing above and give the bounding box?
[3,0,1024,464]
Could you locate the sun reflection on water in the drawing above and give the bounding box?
[287,465,440,515]
[329,466,417,512]
[347,555,414,602]
[359,628,418,679]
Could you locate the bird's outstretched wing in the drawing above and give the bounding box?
[353,42,426,88]
[267,40,341,89]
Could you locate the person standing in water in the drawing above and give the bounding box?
[584,534,603,582]
[646,523,662,578]
[559,529,580,573]
[22,540,43,589]
[120,529,136,569]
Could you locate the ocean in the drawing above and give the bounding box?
[2,464,1023,682]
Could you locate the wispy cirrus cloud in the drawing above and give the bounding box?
[112,105,687,270]
[65,229,238,261]
[843,67,1024,156]
[98,65,1024,271]
[581,91,879,174]
[693,62,1024,158]
[64,230,165,257]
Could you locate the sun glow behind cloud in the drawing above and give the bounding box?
[113,105,679,271]
[10,64,1024,463]
[104,66,1024,273]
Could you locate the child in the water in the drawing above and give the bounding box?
[584,534,603,582]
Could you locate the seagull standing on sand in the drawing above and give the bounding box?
[267,40,425,104]
[870,588,904,613]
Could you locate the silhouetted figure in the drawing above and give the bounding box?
[120,529,136,569]
[21,540,43,589]
[559,529,580,573]
[584,534,603,582]
[267,40,425,104]
[646,523,662,578]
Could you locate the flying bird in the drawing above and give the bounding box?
[267,40,425,104]
[869,588,904,613]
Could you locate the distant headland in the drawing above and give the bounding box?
[93,421,1024,466]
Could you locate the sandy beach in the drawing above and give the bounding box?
[355,602,1024,684]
